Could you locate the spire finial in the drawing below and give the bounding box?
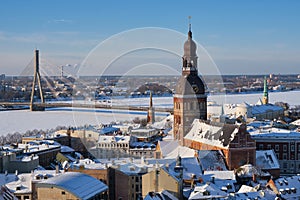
[188,16,192,31]
[188,16,192,38]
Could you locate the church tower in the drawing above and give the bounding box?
[262,76,269,105]
[147,91,155,124]
[173,19,207,145]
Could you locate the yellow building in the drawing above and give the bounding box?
[36,172,108,200]
[142,166,182,199]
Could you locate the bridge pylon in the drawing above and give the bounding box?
[30,49,45,111]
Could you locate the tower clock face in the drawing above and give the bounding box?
[192,85,199,93]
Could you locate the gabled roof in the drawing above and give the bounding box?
[184,120,239,149]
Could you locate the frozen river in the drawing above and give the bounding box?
[0,90,299,136]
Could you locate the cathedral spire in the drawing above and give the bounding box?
[262,76,269,105]
[147,91,155,124]
[182,16,197,74]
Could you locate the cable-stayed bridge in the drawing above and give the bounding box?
[1,50,173,113]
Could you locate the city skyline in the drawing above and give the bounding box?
[1,0,300,75]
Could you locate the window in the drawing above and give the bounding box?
[24,196,30,200]
[62,191,66,195]
[276,153,279,159]
[283,153,287,160]
[283,162,288,169]
[283,145,287,152]
[258,144,264,150]
[267,144,271,150]
[275,145,279,151]
[291,145,295,152]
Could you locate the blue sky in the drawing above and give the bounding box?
[1,0,300,75]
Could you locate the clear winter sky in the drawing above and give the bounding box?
[1,0,300,75]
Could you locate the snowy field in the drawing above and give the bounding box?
[0,90,299,136]
[0,109,166,136]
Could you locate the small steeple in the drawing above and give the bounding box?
[147,91,155,124]
[149,91,153,108]
[262,76,269,105]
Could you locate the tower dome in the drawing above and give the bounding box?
[183,30,197,58]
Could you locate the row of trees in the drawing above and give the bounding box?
[0,126,68,146]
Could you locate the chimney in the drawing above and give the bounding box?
[55,165,59,174]
[165,163,169,171]
[15,170,18,181]
[252,173,257,183]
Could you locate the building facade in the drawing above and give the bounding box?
[251,129,300,175]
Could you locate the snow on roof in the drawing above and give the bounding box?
[144,190,178,200]
[146,158,176,167]
[132,128,156,133]
[203,171,235,181]
[247,120,272,129]
[256,150,280,169]
[4,170,58,194]
[158,140,179,157]
[165,146,196,159]
[167,157,202,180]
[237,185,257,193]
[98,135,130,143]
[116,162,148,175]
[232,191,266,200]
[151,115,173,130]
[158,140,195,159]
[130,141,155,149]
[251,104,283,115]
[36,172,108,199]
[0,174,18,187]
[291,119,300,126]
[17,141,60,153]
[60,145,75,153]
[250,128,300,139]
[202,171,236,193]
[198,150,227,171]
[236,164,269,178]
[99,126,120,135]
[184,120,239,149]
[274,175,300,199]
[71,159,107,170]
[188,183,228,199]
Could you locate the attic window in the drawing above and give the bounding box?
[62,191,66,195]
[226,184,232,189]
[203,190,210,196]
